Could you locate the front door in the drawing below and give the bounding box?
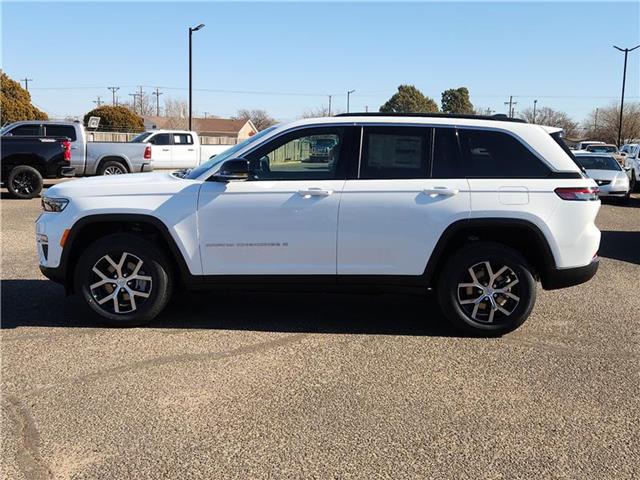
[338,126,471,276]
[197,126,354,275]
[148,133,172,169]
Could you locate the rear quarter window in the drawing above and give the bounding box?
[459,129,550,178]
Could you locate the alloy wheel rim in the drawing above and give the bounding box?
[90,252,152,314]
[457,261,520,324]
[12,172,36,195]
[104,166,125,175]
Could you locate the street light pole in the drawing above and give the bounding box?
[347,89,355,113]
[189,24,205,131]
[532,99,537,124]
[613,44,640,146]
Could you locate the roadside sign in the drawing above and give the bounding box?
[87,116,101,129]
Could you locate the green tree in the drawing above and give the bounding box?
[441,87,474,114]
[83,105,144,132]
[0,72,48,124]
[379,85,439,113]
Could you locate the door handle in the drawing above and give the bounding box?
[422,186,459,196]
[187,148,195,152]
[70,146,78,150]
[423,187,459,196]
[297,188,333,197]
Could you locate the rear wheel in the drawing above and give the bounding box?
[437,242,536,336]
[98,160,128,175]
[6,165,43,199]
[75,234,172,326]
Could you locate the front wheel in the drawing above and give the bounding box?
[6,165,43,199]
[437,242,536,336]
[75,234,172,326]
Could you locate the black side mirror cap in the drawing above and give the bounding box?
[215,158,249,181]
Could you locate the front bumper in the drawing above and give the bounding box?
[541,257,599,290]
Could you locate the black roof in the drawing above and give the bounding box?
[334,112,527,123]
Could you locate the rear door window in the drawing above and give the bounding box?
[359,126,430,179]
[458,129,550,178]
[44,125,77,141]
[149,134,172,145]
[431,128,463,178]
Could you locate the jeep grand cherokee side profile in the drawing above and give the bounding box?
[36,114,601,336]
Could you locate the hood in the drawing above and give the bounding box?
[45,171,198,198]
[584,169,626,182]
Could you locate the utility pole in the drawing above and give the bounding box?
[152,87,163,116]
[328,95,332,116]
[189,23,206,131]
[93,96,103,107]
[504,96,517,118]
[365,105,369,112]
[532,99,538,123]
[107,86,120,106]
[594,108,599,136]
[129,92,141,114]
[346,89,355,113]
[613,44,640,146]
[20,78,33,91]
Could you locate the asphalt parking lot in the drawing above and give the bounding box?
[2,181,639,480]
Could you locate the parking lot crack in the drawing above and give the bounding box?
[3,394,53,480]
[28,333,309,395]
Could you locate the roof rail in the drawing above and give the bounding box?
[334,112,527,123]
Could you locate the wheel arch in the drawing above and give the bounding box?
[96,155,132,174]
[423,218,557,286]
[61,214,195,292]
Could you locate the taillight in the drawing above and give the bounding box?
[554,187,599,201]
[62,140,71,161]
[144,145,151,160]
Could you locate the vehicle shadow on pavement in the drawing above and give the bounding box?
[1,280,462,337]
[599,230,640,265]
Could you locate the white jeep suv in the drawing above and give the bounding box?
[37,114,601,336]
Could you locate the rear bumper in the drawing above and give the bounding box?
[542,257,599,290]
[140,163,152,172]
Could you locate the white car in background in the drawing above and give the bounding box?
[130,130,231,170]
[574,152,630,203]
[620,143,640,192]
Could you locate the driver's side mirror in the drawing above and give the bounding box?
[215,158,249,181]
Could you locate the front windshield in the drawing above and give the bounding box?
[130,132,152,143]
[586,145,617,153]
[575,155,621,171]
[185,126,278,179]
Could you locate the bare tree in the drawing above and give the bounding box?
[582,102,640,144]
[232,109,277,131]
[300,106,343,118]
[520,106,579,139]
[123,89,155,117]
[162,97,188,129]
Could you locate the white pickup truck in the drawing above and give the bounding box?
[1,120,152,176]
[130,130,232,169]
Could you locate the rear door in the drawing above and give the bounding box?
[337,126,471,277]
[43,124,83,171]
[148,133,172,169]
[170,133,198,168]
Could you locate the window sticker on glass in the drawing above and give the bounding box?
[368,134,422,168]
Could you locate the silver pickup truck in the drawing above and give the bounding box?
[0,120,152,176]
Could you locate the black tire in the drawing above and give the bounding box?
[74,233,172,326]
[631,174,639,193]
[6,165,43,199]
[437,242,536,336]
[98,160,128,175]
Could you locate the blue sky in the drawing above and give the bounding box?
[2,1,639,123]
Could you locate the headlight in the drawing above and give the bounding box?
[42,197,69,212]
